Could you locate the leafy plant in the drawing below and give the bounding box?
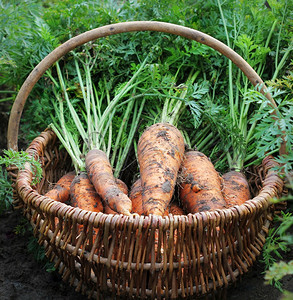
[0,0,44,86]
[0,149,42,184]
[0,167,14,213]
[1,0,292,295]
[244,85,293,169]
[0,149,42,214]
[265,261,293,291]
[14,217,30,236]
[263,209,293,292]
[27,235,56,273]
[47,48,156,177]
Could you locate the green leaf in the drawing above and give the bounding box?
[0,167,14,214]
[0,149,42,185]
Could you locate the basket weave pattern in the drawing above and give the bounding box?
[14,128,284,299]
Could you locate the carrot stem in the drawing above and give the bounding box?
[217,0,234,125]
[114,98,146,178]
[97,55,150,134]
[55,61,88,144]
[110,94,135,167]
[161,69,199,127]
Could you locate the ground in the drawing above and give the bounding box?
[0,101,292,300]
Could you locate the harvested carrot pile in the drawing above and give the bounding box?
[42,45,291,219]
[43,53,254,216]
[45,121,251,217]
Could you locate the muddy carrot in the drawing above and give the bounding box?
[222,170,251,206]
[44,171,75,203]
[129,178,185,216]
[104,178,129,214]
[129,178,144,215]
[168,203,184,215]
[85,149,132,215]
[179,150,226,213]
[69,171,103,212]
[137,123,185,216]
[115,178,128,195]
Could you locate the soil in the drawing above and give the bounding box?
[1,101,293,300]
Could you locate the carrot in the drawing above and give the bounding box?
[103,205,117,214]
[69,171,103,213]
[44,171,75,203]
[137,123,185,216]
[168,203,184,215]
[115,178,128,196]
[127,178,184,262]
[85,149,132,215]
[129,178,144,215]
[179,150,226,213]
[222,171,251,206]
[129,178,185,216]
[104,178,129,214]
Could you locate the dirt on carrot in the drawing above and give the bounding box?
[137,123,185,216]
[104,178,129,214]
[222,170,251,206]
[168,203,184,215]
[44,171,75,203]
[85,149,132,215]
[129,178,185,216]
[69,172,103,213]
[129,178,143,215]
[115,178,128,196]
[179,150,226,213]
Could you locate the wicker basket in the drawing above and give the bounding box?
[8,22,285,299]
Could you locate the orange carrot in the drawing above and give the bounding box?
[69,172,103,212]
[103,205,117,214]
[129,178,185,216]
[137,123,185,216]
[115,178,128,196]
[127,178,184,262]
[104,178,129,214]
[129,179,144,215]
[85,149,132,215]
[222,171,250,206]
[44,171,75,203]
[179,150,226,213]
[168,203,184,216]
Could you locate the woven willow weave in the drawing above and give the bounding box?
[12,128,284,299]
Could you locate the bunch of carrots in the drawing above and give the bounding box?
[43,50,252,217]
[45,121,251,217]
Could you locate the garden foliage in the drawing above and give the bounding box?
[0,0,292,294]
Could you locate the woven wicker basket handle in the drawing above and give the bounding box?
[7,21,284,153]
